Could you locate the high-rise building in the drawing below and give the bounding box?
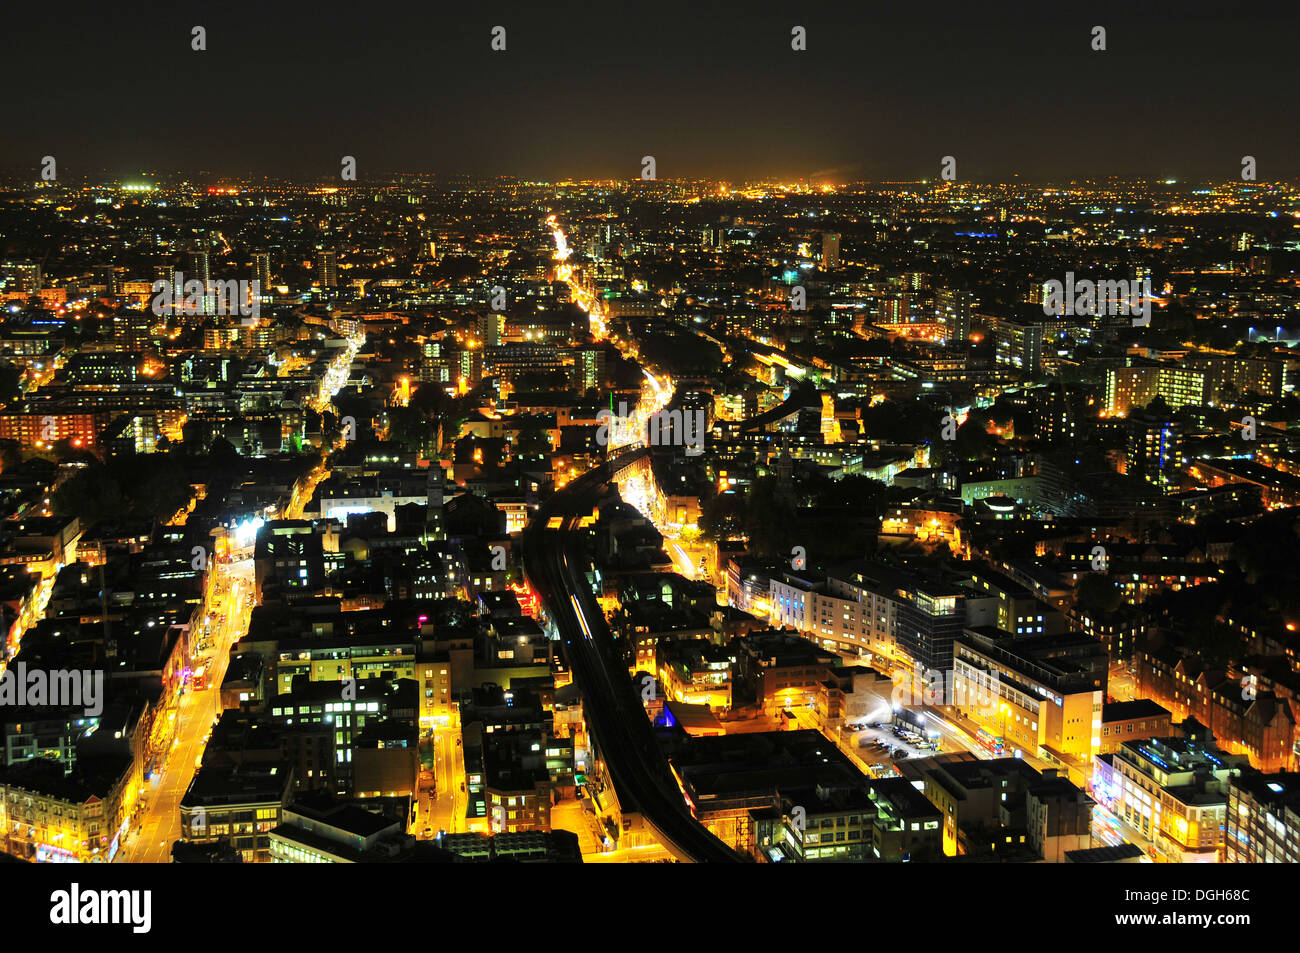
[478,311,503,348]
[317,249,338,289]
[2,260,42,293]
[426,468,445,541]
[988,313,1045,376]
[821,232,840,271]
[1185,354,1283,401]
[252,252,272,290]
[1105,363,1206,416]
[936,286,976,342]
[1032,384,1078,444]
[92,264,117,295]
[570,345,606,393]
[188,249,211,289]
[1225,771,1300,863]
[1126,410,1183,485]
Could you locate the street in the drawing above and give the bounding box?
[418,715,468,837]
[118,556,254,862]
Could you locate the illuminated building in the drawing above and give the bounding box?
[316,248,338,289]
[724,556,773,617]
[893,579,966,673]
[922,757,1041,857]
[269,799,412,863]
[815,665,893,728]
[821,232,840,270]
[935,285,975,341]
[437,829,581,862]
[754,786,875,862]
[1126,411,1183,486]
[964,564,1064,636]
[0,755,132,863]
[1186,354,1283,400]
[477,311,502,348]
[880,501,963,548]
[952,630,1107,765]
[180,762,293,862]
[732,629,841,711]
[252,251,272,290]
[268,676,417,795]
[1026,772,1094,862]
[1225,770,1300,863]
[187,249,211,290]
[2,260,41,292]
[1099,700,1173,755]
[1091,727,1249,862]
[866,777,943,861]
[672,730,872,854]
[102,413,161,456]
[270,634,418,695]
[310,473,431,533]
[0,409,114,450]
[770,571,871,654]
[987,313,1045,375]
[253,522,327,603]
[1135,647,1298,771]
[460,685,570,830]
[569,345,606,392]
[656,637,732,708]
[1105,363,1205,416]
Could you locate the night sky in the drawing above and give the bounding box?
[3,0,1298,182]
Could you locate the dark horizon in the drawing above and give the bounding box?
[4,0,1299,182]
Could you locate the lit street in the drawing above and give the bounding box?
[118,557,254,863]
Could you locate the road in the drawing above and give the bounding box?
[418,716,468,837]
[118,557,254,863]
[548,218,673,447]
[522,448,746,862]
[1091,801,1157,859]
[309,333,365,414]
[549,217,607,340]
[286,458,329,520]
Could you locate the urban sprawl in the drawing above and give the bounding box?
[0,174,1296,865]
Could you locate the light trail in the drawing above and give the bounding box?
[310,332,366,414]
[549,219,608,339]
[571,593,593,641]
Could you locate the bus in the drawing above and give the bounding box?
[976,728,1004,755]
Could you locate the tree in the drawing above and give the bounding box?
[514,424,551,456]
[51,468,126,527]
[0,363,22,407]
[1075,573,1122,616]
[0,441,20,471]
